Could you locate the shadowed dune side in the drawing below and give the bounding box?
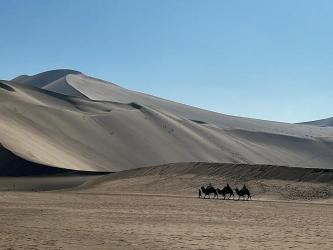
[42,76,87,98]
[0,82,15,92]
[0,143,110,191]
[0,143,81,176]
[0,144,110,177]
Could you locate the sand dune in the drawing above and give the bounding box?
[12,69,81,89]
[300,117,333,127]
[1,69,333,174]
[76,162,333,201]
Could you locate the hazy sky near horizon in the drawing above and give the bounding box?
[0,0,332,123]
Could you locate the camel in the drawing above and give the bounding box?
[200,186,218,199]
[235,186,251,200]
[217,184,234,200]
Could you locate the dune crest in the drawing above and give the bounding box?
[299,117,333,127]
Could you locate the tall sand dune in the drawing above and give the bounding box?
[0,70,333,174]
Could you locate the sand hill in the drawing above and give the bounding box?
[299,117,333,127]
[1,69,333,174]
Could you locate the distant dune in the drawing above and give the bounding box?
[299,117,333,127]
[1,69,333,175]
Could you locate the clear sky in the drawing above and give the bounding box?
[0,0,332,123]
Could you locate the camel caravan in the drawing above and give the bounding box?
[199,184,251,200]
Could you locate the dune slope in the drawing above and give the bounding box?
[0,70,332,173]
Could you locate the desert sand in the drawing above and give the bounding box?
[0,163,332,250]
[1,192,332,250]
[1,70,333,249]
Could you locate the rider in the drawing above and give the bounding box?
[207,183,213,189]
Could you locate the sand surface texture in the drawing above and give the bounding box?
[0,165,332,250]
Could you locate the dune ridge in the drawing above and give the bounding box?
[299,117,333,127]
[93,162,333,184]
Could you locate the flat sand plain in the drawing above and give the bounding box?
[0,191,332,249]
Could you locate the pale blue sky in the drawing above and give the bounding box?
[0,0,332,123]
